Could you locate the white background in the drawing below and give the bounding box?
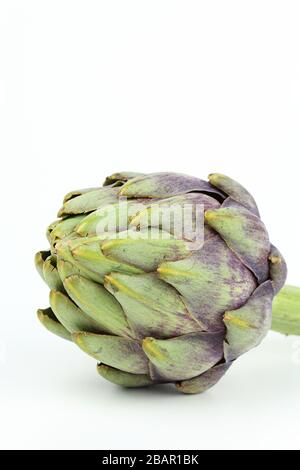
[0,0,300,450]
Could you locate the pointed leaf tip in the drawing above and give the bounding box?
[176,362,232,394]
[205,206,270,283]
[208,173,259,216]
[37,308,72,341]
[63,274,132,338]
[269,245,287,294]
[73,332,149,374]
[224,281,274,361]
[97,364,153,388]
[35,250,51,281]
[142,332,224,381]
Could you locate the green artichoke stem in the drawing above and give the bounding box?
[271,285,300,336]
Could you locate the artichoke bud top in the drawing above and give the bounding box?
[35,171,288,394]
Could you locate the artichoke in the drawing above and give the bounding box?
[35,172,300,394]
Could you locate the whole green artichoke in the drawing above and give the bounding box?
[35,172,294,394]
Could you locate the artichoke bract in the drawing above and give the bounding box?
[35,172,292,394]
